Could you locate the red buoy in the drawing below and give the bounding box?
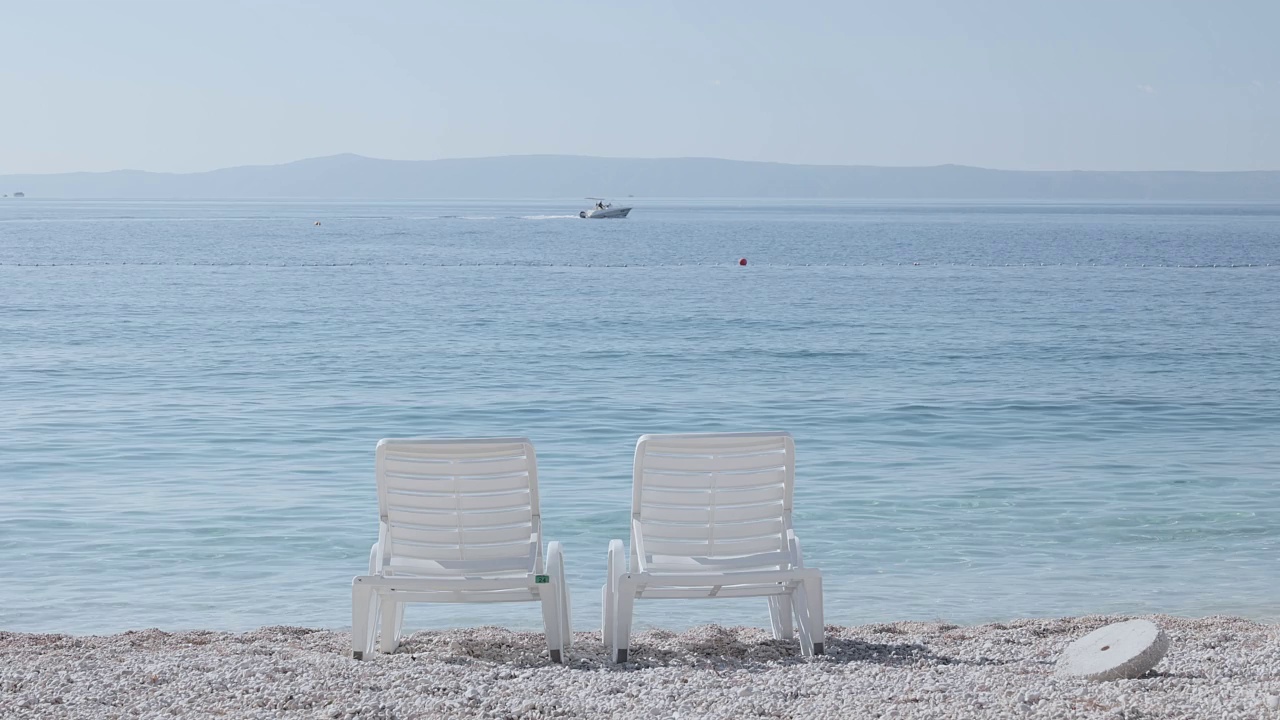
[738,258,747,266]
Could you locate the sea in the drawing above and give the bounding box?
[2,198,1278,635]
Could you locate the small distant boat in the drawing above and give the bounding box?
[580,198,631,219]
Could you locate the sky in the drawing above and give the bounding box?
[1,0,1277,174]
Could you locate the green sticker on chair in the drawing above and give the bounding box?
[535,575,550,584]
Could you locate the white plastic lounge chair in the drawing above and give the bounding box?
[602,432,823,662]
[351,437,571,662]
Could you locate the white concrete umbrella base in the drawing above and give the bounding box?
[1056,619,1169,681]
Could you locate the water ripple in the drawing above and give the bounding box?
[2,200,1279,633]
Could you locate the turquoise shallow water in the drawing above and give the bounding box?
[2,199,1279,634]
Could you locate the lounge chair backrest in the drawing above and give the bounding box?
[375,437,540,576]
[632,432,794,571]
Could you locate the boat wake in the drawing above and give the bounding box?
[407,215,576,221]
[411,215,497,220]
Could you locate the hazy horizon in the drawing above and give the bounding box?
[8,152,1280,178]
[5,154,1279,200]
[2,0,1277,176]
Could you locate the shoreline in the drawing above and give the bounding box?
[3,615,1278,718]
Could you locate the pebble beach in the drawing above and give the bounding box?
[3,615,1278,719]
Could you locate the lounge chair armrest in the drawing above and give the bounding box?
[546,540,565,576]
[629,518,648,572]
[607,538,626,588]
[371,521,389,574]
[789,532,806,569]
[532,531,544,573]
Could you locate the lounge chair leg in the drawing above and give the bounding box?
[560,574,573,651]
[541,541,567,663]
[601,584,613,650]
[768,595,794,640]
[604,539,624,653]
[379,600,403,654]
[792,584,814,657]
[612,577,636,663]
[548,541,572,651]
[807,575,824,656]
[539,582,563,662]
[351,580,378,660]
[792,574,824,657]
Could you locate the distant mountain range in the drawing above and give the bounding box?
[3,154,1279,200]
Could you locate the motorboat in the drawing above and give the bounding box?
[580,198,632,219]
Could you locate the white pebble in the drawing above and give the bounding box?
[0,617,1273,719]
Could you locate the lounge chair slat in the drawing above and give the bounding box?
[642,534,785,557]
[387,554,531,576]
[640,483,786,508]
[388,525,462,545]
[383,473,532,494]
[640,468,787,490]
[709,501,787,523]
[639,501,787,524]
[381,439,529,459]
[713,484,788,503]
[641,517,783,542]
[460,540,539,560]
[643,550,792,573]
[640,488,712,506]
[386,517,532,540]
[388,541,463,561]
[641,453,787,474]
[639,434,789,453]
[383,455,532,477]
[387,489,531,512]
[387,506,533,529]
[461,524,537,545]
